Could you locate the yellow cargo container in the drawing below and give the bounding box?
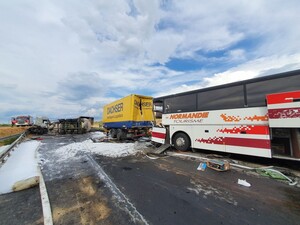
[102,94,154,139]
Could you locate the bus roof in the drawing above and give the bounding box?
[154,69,300,101]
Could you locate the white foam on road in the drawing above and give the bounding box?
[0,140,40,194]
[52,137,138,162]
[45,131,140,160]
[90,131,106,139]
[0,145,8,156]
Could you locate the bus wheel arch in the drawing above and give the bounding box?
[172,131,191,151]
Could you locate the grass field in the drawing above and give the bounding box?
[0,127,27,138]
[0,124,11,127]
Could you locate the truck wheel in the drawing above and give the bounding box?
[173,132,190,151]
[117,129,127,141]
[82,118,91,132]
[110,129,117,138]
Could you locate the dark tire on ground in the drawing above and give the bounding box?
[117,129,127,141]
[110,129,117,138]
[173,132,190,151]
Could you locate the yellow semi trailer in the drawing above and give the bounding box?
[102,94,154,140]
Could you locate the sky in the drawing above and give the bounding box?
[1,0,300,123]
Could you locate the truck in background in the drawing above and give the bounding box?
[35,116,50,128]
[27,116,51,135]
[102,94,154,140]
[11,115,34,127]
[49,116,94,134]
[28,116,94,135]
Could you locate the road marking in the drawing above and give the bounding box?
[39,168,53,225]
[86,154,149,225]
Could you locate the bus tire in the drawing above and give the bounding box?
[173,132,190,151]
[110,129,117,138]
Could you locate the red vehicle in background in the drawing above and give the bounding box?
[11,116,34,127]
[11,117,17,126]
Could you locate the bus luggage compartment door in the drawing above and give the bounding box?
[193,125,225,153]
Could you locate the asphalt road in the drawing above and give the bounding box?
[1,134,299,225]
[93,154,300,225]
[0,186,43,225]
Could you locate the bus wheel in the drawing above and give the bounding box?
[110,129,117,138]
[173,133,190,151]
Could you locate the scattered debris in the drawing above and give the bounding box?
[145,152,169,160]
[31,137,44,141]
[197,162,207,171]
[12,176,39,192]
[238,179,251,187]
[138,137,151,142]
[205,154,228,159]
[206,159,230,172]
[27,116,50,135]
[28,125,48,135]
[152,144,171,154]
[256,168,298,186]
[165,151,300,187]
[91,136,110,143]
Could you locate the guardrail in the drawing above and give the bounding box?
[0,132,24,142]
[0,132,27,166]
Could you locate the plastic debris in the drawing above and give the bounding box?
[238,179,251,187]
[145,153,168,160]
[256,168,297,186]
[197,162,207,171]
[138,137,151,142]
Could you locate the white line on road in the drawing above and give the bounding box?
[39,167,53,225]
[86,154,149,225]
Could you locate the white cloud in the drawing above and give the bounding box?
[1,1,300,122]
[227,49,246,61]
[160,0,300,58]
[145,30,183,64]
[155,53,300,96]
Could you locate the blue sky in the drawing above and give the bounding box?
[1,0,300,123]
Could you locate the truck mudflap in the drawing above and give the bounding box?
[267,91,300,128]
[151,127,166,144]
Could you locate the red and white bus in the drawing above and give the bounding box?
[152,70,300,160]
